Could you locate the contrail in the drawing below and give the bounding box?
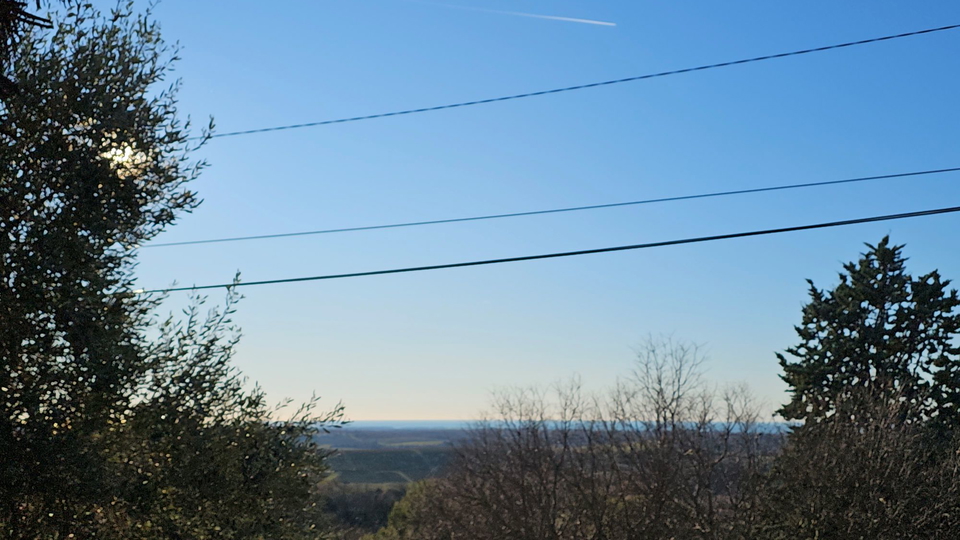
[406,1,616,27]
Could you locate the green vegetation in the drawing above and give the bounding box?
[4,5,958,539]
[361,239,960,540]
[318,437,457,538]
[778,236,960,427]
[0,4,342,538]
[0,1,58,97]
[762,237,960,538]
[328,447,453,484]
[314,428,467,451]
[322,483,406,540]
[382,440,448,447]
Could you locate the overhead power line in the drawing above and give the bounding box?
[138,204,960,294]
[144,167,960,248]
[206,23,960,140]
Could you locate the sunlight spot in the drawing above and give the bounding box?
[100,143,150,179]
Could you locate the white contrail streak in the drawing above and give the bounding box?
[469,8,616,26]
[405,1,616,27]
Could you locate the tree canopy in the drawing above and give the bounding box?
[1,3,343,537]
[0,1,54,98]
[777,236,960,426]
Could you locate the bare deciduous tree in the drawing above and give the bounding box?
[757,388,960,539]
[370,337,771,540]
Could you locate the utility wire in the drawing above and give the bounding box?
[138,204,960,294]
[144,167,960,248]
[206,23,960,140]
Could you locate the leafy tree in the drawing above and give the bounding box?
[1,1,55,98]
[777,237,960,426]
[1,3,343,538]
[322,482,405,538]
[363,481,452,540]
[2,2,196,533]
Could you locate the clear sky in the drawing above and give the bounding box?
[120,1,960,420]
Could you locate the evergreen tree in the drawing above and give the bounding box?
[777,237,960,426]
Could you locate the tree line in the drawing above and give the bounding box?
[366,238,960,540]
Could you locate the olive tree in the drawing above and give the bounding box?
[1,1,56,99]
[1,3,343,538]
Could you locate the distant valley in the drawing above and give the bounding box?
[316,426,471,485]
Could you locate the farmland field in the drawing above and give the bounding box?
[327,446,454,484]
[318,427,465,485]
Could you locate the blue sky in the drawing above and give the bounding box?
[123,1,960,419]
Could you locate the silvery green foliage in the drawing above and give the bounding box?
[1,4,343,537]
[1,1,54,97]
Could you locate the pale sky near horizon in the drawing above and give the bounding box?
[112,1,960,420]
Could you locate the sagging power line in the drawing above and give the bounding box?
[143,167,960,248]
[205,23,960,140]
[138,204,960,294]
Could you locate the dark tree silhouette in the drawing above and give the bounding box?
[0,1,52,98]
[1,4,344,537]
[777,237,960,428]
